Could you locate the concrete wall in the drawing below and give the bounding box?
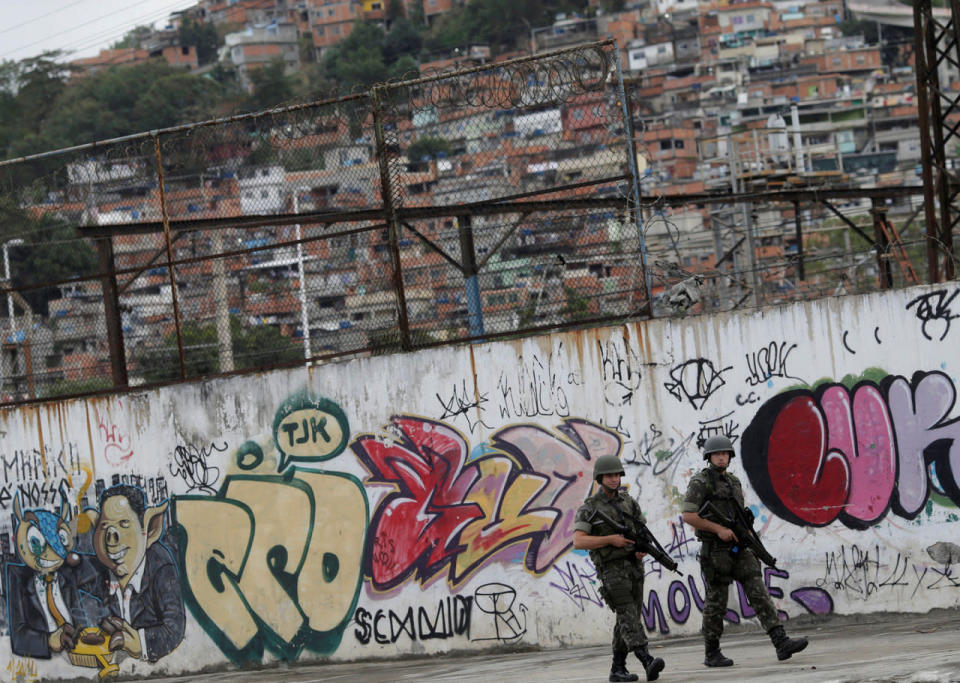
[2,282,960,680]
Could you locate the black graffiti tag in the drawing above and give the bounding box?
[664,358,732,410]
[906,289,960,341]
[744,341,800,386]
[169,442,226,495]
[437,380,492,433]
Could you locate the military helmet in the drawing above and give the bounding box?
[703,435,735,460]
[593,454,625,480]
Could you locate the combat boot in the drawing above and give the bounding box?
[609,646,639,682]
[769,625,808,661]
[633,646,665,682]
[704,639,734,667]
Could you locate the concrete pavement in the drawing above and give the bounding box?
[151,611,960,682]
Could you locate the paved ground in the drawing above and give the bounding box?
[153,611,960,683]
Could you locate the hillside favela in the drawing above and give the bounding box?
[1,1,960,682]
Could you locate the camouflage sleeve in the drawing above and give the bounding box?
[681,476,707,513]
[630,497,647,525]
[573,503,595,534]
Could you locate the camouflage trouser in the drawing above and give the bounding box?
[700,544,780,641]
[598,558,648,651]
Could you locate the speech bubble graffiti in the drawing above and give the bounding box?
[273,392,349,472]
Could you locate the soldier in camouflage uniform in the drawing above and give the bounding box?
[681,435,808,667]
[574,455,666,682]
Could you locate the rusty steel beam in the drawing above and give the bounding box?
[914,0,960,281]
[76,186,928,239]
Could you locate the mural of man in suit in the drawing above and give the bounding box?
[6,486,98,658]
[85,484,185,663]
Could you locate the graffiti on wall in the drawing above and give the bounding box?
[353,416,622,590]
[3,479,184,679]
[174,391,367,664]
[742,370,960,528]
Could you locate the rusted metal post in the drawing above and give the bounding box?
[872,200,893,289]
[96,237,129,389]
[793,200,805,281]
[153,134,187,379]
[913,0,959,281]
[370,87,411,350]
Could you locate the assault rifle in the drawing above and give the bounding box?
[698,501,779,569]
[589,508,681,574]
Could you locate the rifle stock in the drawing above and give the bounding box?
[589,508,681,574]
[699,501,779,569]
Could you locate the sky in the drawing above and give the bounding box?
[0,0,198,63]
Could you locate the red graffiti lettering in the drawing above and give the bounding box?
[353,416,620,589]
[743,372,960,528]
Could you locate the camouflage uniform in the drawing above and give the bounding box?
[681,465,781,641]
[574,490,649,651]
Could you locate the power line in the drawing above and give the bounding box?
[0,0,195,61]
[0,0,89,37]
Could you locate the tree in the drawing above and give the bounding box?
[178,17,220,65]
[322,22,391,93]
[132,72,221,130]
[246,60,295,111]
[112,25,154,50]
[0,198,97,317]
[133,316,302,382]
[383,18,423,64]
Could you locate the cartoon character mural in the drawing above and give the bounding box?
[4,481,185,678]
[5,484,98,659]
[83,484,185,663]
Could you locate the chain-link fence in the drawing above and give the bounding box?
[0,41,651,403]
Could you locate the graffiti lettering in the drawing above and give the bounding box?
[906,289,959,341]
[471,583,527,642]
[353,416,616,589]
[742,370,960,528]
[816,544,910,599]
[641,568,817,634]
[696,413,739,451]
[664,358,732,410]
[96,412,133,466]
[0,444,82,487]
[598,338,642,407]
[550,560,603,611]
[272,391,350,472]
[625,426,696,477]
[745,341,800,387]
[436,379,492,433]
[169,442,225,495]
[6,657,38,682]
[736,391,760,406]
[175,468,367,663]
[353,596,472,645]
[497,352,569,418]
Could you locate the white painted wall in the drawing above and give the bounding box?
[2,282,960,680]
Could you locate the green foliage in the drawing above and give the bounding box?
[134,316,302,382]
[40,376,113,400]
[179,16,220,65]
[838,19,879,43]
[407,136,451,160]
[560,285,590,320]
[246,60,295,111]
[384,18,423,64]
[39,61,220,149]
[111,25,154,50]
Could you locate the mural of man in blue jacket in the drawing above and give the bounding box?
[85,484,185,663]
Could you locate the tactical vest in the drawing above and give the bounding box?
[696,467,744,542]
[585,493,639,568]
